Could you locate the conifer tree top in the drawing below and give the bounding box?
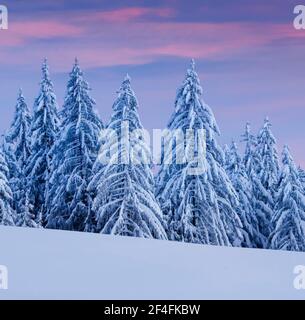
[183,59,201,87]
[260,117,275,139]
[62,60,101,129]
[124,73,131,82]
[10,88,31,127]
[230,141,241,162]
[190,58,195,71]
[283,145,291,161]
[282,145,298,177]
[264,117,270,128]
[119,74,133,94]
[36,59,57,103]
[40,59,53,89]
[18,88,23,97]
[42,58,49,76]
[277,144,303,200]
[16,88,27,109]
[107,74,143,134]
[245,122,251,137]
[71,59,82,76]
[257,117,279,169]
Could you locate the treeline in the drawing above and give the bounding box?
[0,58,304,252]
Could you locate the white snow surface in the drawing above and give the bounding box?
[0,226,305,300]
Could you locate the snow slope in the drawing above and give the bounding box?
[0,226,305,300]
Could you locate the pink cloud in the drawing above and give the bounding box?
[13,20,83,38]
[1,9,305,71]
[0,20,84,46]
[79,7,175,23]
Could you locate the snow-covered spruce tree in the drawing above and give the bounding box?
[2,140,19,207]
[46,60,102,231]
[0,149,15,226]
[241,122,266,248]
[88,75,167,239]
[241,122,259,177]
[252,118,279,243]
[298,167,305,192]
[225,141,263,248]
[256,118,279,195]
[5,89,35,227]
[26,59,60,226]
[269,146,305,252]
[156,60,243,246]
[6,89,32,168]
[223,144,230,164]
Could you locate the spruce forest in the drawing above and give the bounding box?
[1,58,305,252]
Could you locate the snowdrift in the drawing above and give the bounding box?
[0,226,304,300]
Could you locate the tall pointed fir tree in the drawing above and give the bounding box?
[269,146,305,252]
[2,138,19,221]
[241,122,266,248]
[256,118,279,195]
[252,118,279,244]
[241,123,260,177]
[26,59,60,226]
[46,60,103,231]
[0,149,15,226]
[298,167,305,193]
[88,75,167,239]
[225,141,263,248]
[223,144,230,164]
[5,89,34,227]
[156,60,243,246]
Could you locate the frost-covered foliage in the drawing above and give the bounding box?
[26,59,60,226]
[1,59,305,253]
[252,118,279,244]
[241,123,267,248]
[2,141,19,202]
[5,89,34,227]
[6,89,32,168]
[89,75,167,239]
[241,123,260,176]
[46,60,102,231]
[256,118,279,195]
[0,149,15,226]
[299,167,305,193]
[269,146,305,252]
[156,60,243,246]
[225,142,263,248]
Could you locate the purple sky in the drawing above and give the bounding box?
[0,0,305,166]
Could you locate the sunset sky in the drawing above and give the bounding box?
[0,0,304,166]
